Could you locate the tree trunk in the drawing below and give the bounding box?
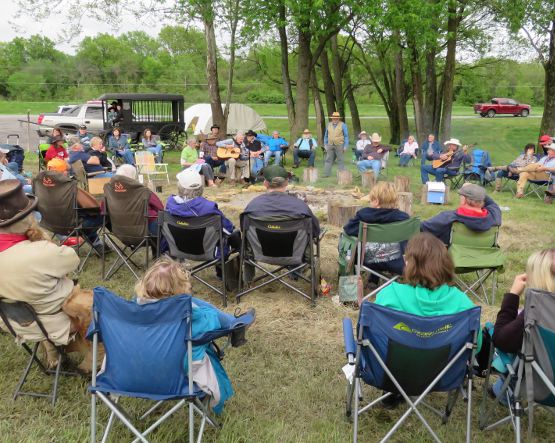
[320,48,337,117]
[409,45,424,141]
[541,21,555,138]
[223,0,240,130]
[393,34,409,142]
[397,192,413,216]
[278,2,295,132]
[204,17,226,132]
[293,30,312,139]
[311,67,326,144]
[345,70,361,136]
[423,48,437,138]
[330,35,345,119]
[439,1,458,142]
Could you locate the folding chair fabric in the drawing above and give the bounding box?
[449,223,505,272]
[357,217,421,244]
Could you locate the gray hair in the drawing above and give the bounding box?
[267,177,288,189]
[115,164,138,180]
[70,143,84,152]
[177,183,204,200]
[187,137,197,147]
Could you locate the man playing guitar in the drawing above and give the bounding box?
[420,138,470,184]
[216,132,250,185]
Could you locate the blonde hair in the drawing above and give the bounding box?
[0,213,48,242]
[526,249,555,293]
[135,257,192,300]
[90,136,102,148]
[368,181,399,209]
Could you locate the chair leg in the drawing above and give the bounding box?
[353,376,359,443]
[50,350,63,407]
[13,342,40,401]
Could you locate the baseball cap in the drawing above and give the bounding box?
[263,165,288,183]
[176,168,203,190]
[0,147,9,154]
[458,183,486,201]
[47,158,68,172]
[539,135,551,144]
[79,124,87,130]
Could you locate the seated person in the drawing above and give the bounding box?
[355,131,369,161]
[166,168,239,254]
[493,248,555,354]
[243,165,320,238]
[47,127,65,145]
[201,135,226,176]
[88,137,115,177]
[357,132,390,178]
[375,232,482,407]
[343,182,409,284]
[217,132,250,185]
[68,142,108,176]
[134,257,236,413]
[399,135,418,167]
[420,133,441,166]
[46,158,106,252]
[0,148,32,193]
[107,101,123,127]
[539,134,552,155]
[293,129,318,168]
[0,181,96,372]
[259,131,288,167]
[180,138,216,187]
[114,164,163,236]
[244,130,264,177]
[489,143,537,191]
[44,135,69,162]
[420,138,470,184]
[107,127,134,165]
[510,143,555,198]
[142,128,163,163]
[421,183,501,245]
[76,125,92,151]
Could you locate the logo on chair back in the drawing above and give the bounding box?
[393,322,453,338]
[267,224,281,229]
[42,176,55,187]
[114,182,126,193]
[177,221,189,226]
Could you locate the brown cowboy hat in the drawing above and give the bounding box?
[206,134,218,141]
[330,111,341,118]
[51,135,65,143]
[0,180,38,227]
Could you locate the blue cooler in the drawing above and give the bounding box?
[427,181,447,204]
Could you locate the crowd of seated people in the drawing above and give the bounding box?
[180,138,216,187]
[0,147,32,193]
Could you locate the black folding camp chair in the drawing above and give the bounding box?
[158,211,231,306]
[101,176,156,280]
[0,297,77,407]
[236,214,322,304]
[32,171,101,272]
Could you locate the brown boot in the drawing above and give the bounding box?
[494,178,502,192]
[545,191,554,204]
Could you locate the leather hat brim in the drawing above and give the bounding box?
[0,193,38,227]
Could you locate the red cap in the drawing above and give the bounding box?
[539,135,552,144]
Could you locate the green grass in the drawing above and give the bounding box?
[0,112,554,442]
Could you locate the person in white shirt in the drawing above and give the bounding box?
[355,131,369,161]
[293,129,318,168]
[399,135,419,167]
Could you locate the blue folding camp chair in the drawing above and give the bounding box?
[88,287,255,443]
[463,148,492,185]
[343,302,481,443]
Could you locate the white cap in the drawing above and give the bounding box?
[176,168,203,190]
[546,143,555,151]
[0,147,9,154]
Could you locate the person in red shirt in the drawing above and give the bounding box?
[44,136,69,162]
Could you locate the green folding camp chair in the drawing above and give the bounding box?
[449,222,505,305]
[38,143,50,170]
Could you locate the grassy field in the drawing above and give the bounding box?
[0,112,554,442]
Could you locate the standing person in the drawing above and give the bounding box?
[142,128,163,163]
[107,127,134,165]
[323,111,349,177]
[261,131,288,167]
[355,131,369,161]
[399,135,419,167]
[201,135,226,177]
[180,138,216,187]
[217,132,250,185]
[293,129,318,168]
[421,134,441,166]
[76,125,92,151]
[356,132,390,178]
[420,138,470,184]
[44,136,69,163]
[244,130,264,177]
[511,143,555,199]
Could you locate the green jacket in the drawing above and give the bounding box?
[375,282,482,350]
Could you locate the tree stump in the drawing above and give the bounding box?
[303,167,319,183]
[398,192,413,216]
[361,171,376,190]
[337,170,353,185]
[394,175,411,193]
[327,201,361,227]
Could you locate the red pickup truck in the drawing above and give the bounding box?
[473,98,531,118]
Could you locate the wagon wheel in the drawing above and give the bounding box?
[159,124,186,150]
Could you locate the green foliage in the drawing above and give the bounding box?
[245,89,284,103]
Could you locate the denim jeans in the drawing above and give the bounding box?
[354,150,364,161]
[81,214,103,244]
[399,154,413,167]
[264,150,282,166]
[420,164,457,183]
[293,149,315,167]
[357,159,382,177]
[251,157,264,176]
[147,145,163,163]
[116,149,135,165]
[205,157,226,175]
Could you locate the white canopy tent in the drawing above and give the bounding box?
[184,103,267,135]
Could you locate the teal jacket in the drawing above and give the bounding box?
[376,282,482,350]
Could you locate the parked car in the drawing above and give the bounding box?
[57,105,78,114]
[473,98,531,118]
[37,101,104,137]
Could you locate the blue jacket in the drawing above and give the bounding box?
[166,196,234,233]
[324,122,349,148]
[108,135,130,152]
[421,140,441,164]
[421,196,502,245]
[258,135,288,152]
[77,132,92,150]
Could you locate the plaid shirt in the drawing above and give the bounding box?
[201,141,218,158]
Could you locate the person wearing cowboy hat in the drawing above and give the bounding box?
[244,129,264,177]
[420,138,470,184]
[293,129,318,168]
[355,130,369,161]
[357,132,390,178]
[510,142,555,199]
[217,132,250,185]
[323,111,349,177]
[201,134,227,177]
[0,180,98,372]
[44,135,69,163]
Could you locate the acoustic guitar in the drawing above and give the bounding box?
[217,146,241,159]
[431,144,472,168]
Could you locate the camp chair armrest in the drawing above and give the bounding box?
[318,228,328,242]
[343,318,356,362]
[86,170,107,177]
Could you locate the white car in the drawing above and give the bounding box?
[57,105,79,114]
[37,102,104,137]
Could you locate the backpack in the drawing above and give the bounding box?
[338,232,358,277]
